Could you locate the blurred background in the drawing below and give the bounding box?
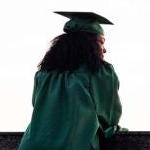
[0,0,150,131]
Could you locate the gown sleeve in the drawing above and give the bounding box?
[32,71,39,107]
[89,63,123,139]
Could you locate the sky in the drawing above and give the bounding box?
[0,0,150,131]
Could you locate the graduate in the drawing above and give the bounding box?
[18,11,126,150]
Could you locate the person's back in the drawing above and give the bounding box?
[18,62,121,150]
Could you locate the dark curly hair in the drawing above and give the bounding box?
[38,32,104,73]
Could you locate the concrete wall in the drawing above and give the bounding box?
[0,132,150,150]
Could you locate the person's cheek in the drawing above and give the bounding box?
[101,46,105,53]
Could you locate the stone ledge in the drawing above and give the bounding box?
[0,132,150,150]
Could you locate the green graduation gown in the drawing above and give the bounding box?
[18,61,122,150]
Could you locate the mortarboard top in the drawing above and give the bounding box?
[54,11,114,34]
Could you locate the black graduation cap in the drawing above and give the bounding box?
[54,11,114,34]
